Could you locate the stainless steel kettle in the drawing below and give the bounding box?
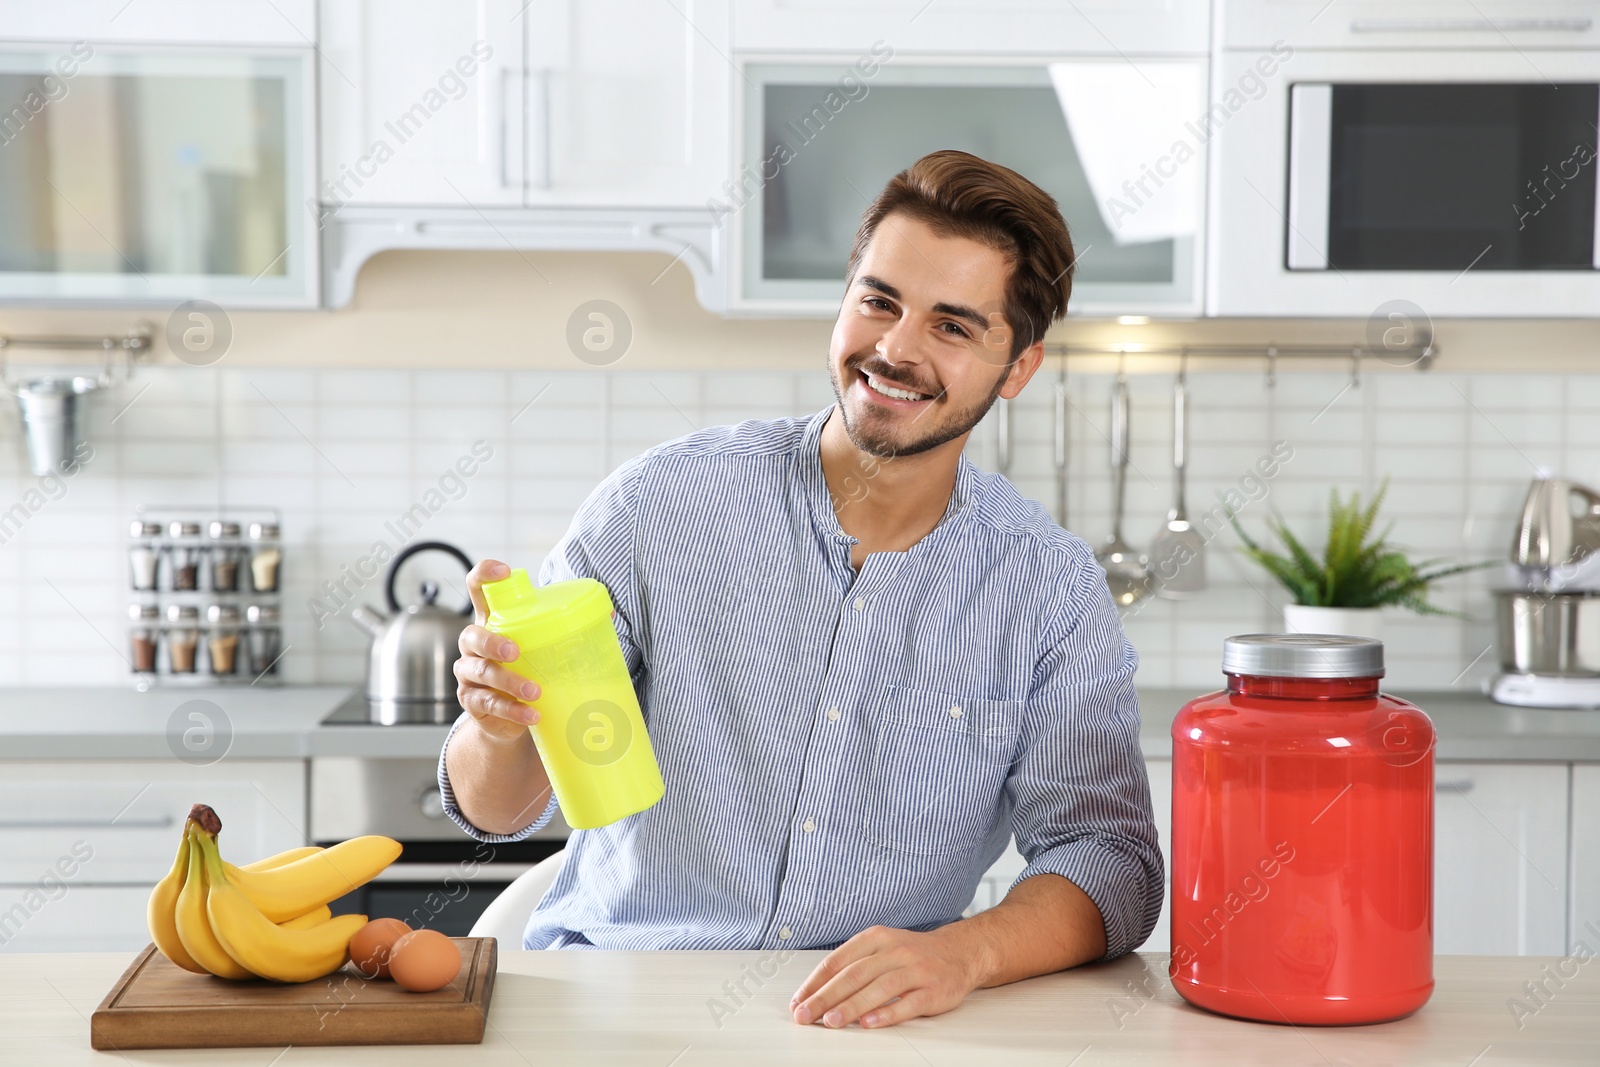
[350,541,473,724]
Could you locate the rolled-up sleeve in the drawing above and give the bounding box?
[437,449,652,843]
[1003,555,1163,959]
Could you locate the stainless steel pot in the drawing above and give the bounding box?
[1495,590,1600,676]
[351,541,473,724]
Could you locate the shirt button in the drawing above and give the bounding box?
[802,818,816,833]
[853,597,865,611]
[778,927,792,940]
[826,706,840,722]
[949,705,963,718]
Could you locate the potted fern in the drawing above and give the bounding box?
[1229,481,1490,641]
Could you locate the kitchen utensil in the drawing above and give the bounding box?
[995,395,1012,476]
[1053,364,1069,527]
[1097,371,1150,606]
[480,569,665,829]
[350,540,474,724]
[1151,359,1205,598]
[1172,635,1434,1024]
[12,374,100,476]
[92,938,496,1049]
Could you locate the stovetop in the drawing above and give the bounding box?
[321,689,464,726]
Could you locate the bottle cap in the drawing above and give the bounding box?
[482,568,536,616]
[1222,633,1384,679]
[481,570,614,644]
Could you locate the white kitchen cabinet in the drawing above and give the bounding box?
[319,0,526,208]
[734,58,1207,316]
[523,0,731,207]
[0,760,305,953]
[319,0,730,210]
[1224,0,1600,50]
[1573,764,1600,955]
[733,0,1210,56]
[1434,763,1569,956]
[0,0,316,46]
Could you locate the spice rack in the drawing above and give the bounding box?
[127,506,283,689]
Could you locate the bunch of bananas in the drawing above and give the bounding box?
[147,803,402,983]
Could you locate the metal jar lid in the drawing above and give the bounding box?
[130,521,162,539]
[206,603,241,625]
[208,520,241,540]
[168,520,202,539]
[1222,633,1385,679]
[246,603,280,624]
[248,522,280,541]
[165,603,200,623]
[129,603,160,621]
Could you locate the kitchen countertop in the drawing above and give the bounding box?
[12,950,1598,1065]
[3,686,1600,762]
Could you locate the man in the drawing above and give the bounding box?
[439,149,1162,1030]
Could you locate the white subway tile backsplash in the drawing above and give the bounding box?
[0,364,1579,698]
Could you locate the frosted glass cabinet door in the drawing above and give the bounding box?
[0,46,316,306]
[736,59,1206,316]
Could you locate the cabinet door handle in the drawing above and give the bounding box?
[1435,779,1475,794]
[533,67,552,190]
[1352,17,1591,32]
[0,815,175,830]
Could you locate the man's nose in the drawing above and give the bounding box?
[876,316,928,366]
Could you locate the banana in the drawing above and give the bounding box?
[239,846,323,873]
[197,833,368,983]
[173,835,254,980]
[277,904,333,931]
[146,826,208,975]
[222,836,402,923]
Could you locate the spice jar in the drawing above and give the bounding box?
[208,521,243,593]
[1169,634,1435,1025]
[167,521,203,591]
[247,522,281,593]
[206,603,242,676]
[129,603,160,674]
[245,603,281,676]
[165,603,201,674]
[129,522,162,591]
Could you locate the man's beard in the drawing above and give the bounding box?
[828,355,1011,460]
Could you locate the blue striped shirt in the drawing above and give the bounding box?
[438,404,1162,957]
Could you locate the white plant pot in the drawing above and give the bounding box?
[1283,604,1385,643]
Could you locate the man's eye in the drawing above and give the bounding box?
[941,322,969,338]
[864,297,892,312]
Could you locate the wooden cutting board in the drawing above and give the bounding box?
[90,937,496,1049]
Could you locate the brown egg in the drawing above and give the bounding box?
[389,929,462,993]
[349,918,412,979]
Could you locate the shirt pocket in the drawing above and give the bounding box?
[864,684,1023,856]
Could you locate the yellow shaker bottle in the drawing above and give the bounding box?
[480,569,664,829]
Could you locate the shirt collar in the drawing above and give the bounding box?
[799,404,978,553]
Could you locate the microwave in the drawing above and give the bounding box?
[1211,48,1600,317]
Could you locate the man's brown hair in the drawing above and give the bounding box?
[845,149,1076,364]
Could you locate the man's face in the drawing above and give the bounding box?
[828,213,1023,459]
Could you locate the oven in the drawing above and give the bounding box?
[1210,36,1600,317]
[310,754,567,938]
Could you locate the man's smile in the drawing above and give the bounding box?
[854,367,938,408]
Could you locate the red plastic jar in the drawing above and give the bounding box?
[1169,634,1435,1025]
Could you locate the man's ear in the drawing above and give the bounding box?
[999,341,1046,399]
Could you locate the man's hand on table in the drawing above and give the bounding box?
[788,924,987,1030]
[788,873,1111,1029]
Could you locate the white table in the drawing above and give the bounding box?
[6,950,1598,1065]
